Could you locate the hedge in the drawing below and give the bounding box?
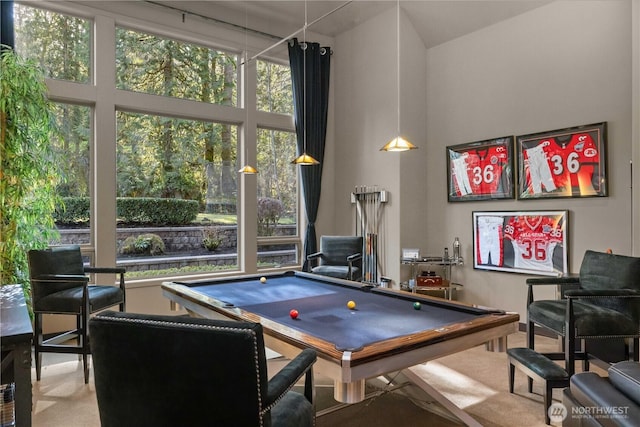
[55,197,199,226]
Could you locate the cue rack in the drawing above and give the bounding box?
[351,186,388,285]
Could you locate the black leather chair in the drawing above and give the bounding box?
[526,250,640,376]
[27,245,125,383]
[90,311,317,427]
[562,361,640,426]
[307,235,363,281]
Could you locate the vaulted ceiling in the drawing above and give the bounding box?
[150,1,554,49]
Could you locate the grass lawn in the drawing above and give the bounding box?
[194,213,296,226]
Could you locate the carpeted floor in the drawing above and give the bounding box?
[30,332,603,426]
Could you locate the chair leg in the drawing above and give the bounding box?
[34,313,43,381]
[508,363,515,393]
[581,339,589,372]
[80,308,91,384]
[544,382,552,425]
[565,336,576,377]
[77,314,83,361]
[527,319,535,350]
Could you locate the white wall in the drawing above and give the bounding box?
[333,7,428,283]
[332,0,636,319]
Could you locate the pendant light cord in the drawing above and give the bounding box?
[304,2,308,156]
[396,0,400,138]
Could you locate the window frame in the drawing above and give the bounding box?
[17,1,303,284]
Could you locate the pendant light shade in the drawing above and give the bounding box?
[380,136,417,152]
[291,152,320,165]
[238,164,258,174]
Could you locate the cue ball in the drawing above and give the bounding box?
[413,302,421,310]
[347,300,356,310]
[289,309,299,319]
[260,277,267,283]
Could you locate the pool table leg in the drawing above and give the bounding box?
[333,379,365,403]
[484,336,508,352]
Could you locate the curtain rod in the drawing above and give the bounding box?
[247,1,349,63]
[146,1,350,62]
[145,1,283,41]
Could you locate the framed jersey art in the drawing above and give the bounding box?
[472,210,568,276]
[517,122,607,199]
[447,136,514,202]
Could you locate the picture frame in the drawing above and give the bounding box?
[472,210,568,276]
[516,122,607,199]
[402,248,420,261]
[446,136,514,202]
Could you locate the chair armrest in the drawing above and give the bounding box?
[347,253,362,262]
[526,275,580,286]
[306,252,324,272]
[565,289,640,298]
[85,266,126,274]
[526,275,580,306]
[266,348,317,407]
[32,274,89,283]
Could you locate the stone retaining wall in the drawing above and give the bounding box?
[58,225,298,272]
[58,225,296,253]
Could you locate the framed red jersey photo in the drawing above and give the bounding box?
[472,210,568,276]
[516,122,607,199]
[446,136,514,202]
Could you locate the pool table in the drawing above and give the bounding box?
[162,271,519,409]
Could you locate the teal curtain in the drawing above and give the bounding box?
[288,38,331,271]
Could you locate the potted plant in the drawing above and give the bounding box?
[0,46,62,302]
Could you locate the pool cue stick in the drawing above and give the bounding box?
[368,188,373,283]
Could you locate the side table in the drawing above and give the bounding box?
[1,285,33,427]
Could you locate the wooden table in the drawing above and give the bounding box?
[1,285,33,427]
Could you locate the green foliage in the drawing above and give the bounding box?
[120,233,165,256]
[202,226,222,251]
[117,198,199,226]
[256,60,293,114]
[55,197,90,225]
[125,263,237,279]
[0,47,62,290]
[56,197,209,226]
[257,197,284,236]
[14,5,90,83]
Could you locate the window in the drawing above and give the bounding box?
[116,27,238,106]
[116,112,239,277]
[52,103,92,244]
[14,4,90,83]
[257,60,293,114]
[256,128,298,268]
[14,2,301,281]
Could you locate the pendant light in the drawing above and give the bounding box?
[239,5,258,174]
[291,1,320,165]
[380,0,417,152]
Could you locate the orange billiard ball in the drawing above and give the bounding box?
[347,300,356,310]
[289,309,299,319]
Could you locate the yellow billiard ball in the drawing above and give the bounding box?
[347,300,356,310]
[260,277,267,283]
